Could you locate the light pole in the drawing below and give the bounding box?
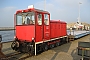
[78,2,82,24]
[44,0,46,11]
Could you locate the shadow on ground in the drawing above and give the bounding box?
[50,41,81,60]
[51,42,73,60]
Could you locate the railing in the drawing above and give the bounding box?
[78,42,90,60]
[0,27,15,31]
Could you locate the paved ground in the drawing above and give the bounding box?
[1,35,90,60]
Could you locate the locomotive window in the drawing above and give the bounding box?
[44,14,49,25]
[16,12,35,25]
[16,15,23,25]
[37,13,42,25]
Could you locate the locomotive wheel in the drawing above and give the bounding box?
[20,43,27,53]
[11,41,19,50]
[50,44,54,48]
[11,42,15,50]
[56,42,60,46]
[43,44,48,51]
[30,46,34,55]
[27,43,34,55]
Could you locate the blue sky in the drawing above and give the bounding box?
[0,0,90,27]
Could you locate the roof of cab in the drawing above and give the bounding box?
[16,8,50,14]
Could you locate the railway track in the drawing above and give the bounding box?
[0,51,32,60]
[6,52,22,59]
[0,41,32,60]
[18,55,32,60]
[0,34,90,60]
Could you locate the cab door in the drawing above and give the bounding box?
[43,14,50,41]
[35,13,43,42]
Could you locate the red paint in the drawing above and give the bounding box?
[16,25,35,42]
[43,25,50,40]
[60,21,67,36]
[15,8,67,44]
[16,8,49,14]
[50,20,67,39]
[35,25,43,42]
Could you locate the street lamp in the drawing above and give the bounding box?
[44,0,46,11]
[78,2,82,24]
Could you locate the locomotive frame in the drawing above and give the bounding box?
[11,6,68,55]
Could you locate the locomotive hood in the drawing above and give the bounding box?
[16,25,35,42]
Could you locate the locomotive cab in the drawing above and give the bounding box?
[11,5,50,54]
[16,11,35,42]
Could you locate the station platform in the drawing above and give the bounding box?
[67,30,90,39]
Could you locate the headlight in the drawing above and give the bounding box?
[32,38,34,40]
[22,10,23,12]
[14,36,16,39]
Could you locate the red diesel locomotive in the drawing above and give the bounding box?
[11,5,68,55]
